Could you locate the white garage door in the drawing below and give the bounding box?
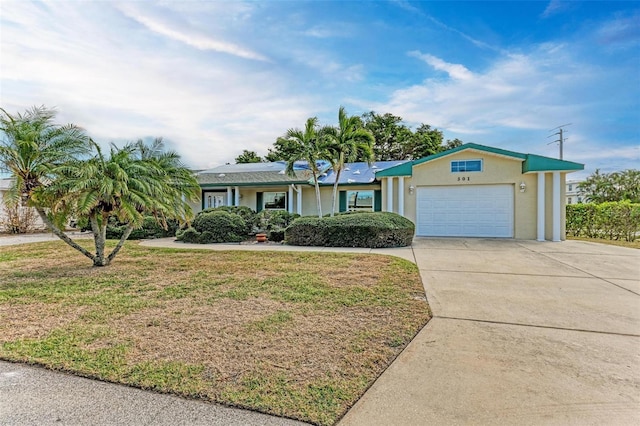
[416,185,514,237]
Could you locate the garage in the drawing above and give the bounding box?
[416,184,514,237]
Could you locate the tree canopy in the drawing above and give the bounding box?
[235,149,263,163]
[578,169,640,203]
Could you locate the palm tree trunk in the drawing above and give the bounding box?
[90,214,108,266]
[107,223,134,263]
[34,207,95,262]
[312,171,323,218]
[330,168,342,217]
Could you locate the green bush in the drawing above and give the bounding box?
[267,229,286,242]
[176,227,200,243]
[566,201,640,241]
[286,212,414,248]
[106,216,179,240]
[190,211,247,243]
[255,210,300,234]
[201,206,256,235]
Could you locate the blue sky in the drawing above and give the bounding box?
[1,1,638,178]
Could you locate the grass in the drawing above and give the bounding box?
[567,236,640,249]
[0,240,430,425]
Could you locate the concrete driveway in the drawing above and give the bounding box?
[340,239,640,425]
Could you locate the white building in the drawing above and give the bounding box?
[566,179,584,204]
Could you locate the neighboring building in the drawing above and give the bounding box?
[566,179,584,205]
[194,143,584,241]
[0,178,46,233]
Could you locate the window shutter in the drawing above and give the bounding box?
[374,190,382,212]
[256,192,263,212]
[339,191,347,212]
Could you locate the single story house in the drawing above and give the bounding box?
[193,143,584,241]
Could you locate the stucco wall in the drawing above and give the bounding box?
[407,151,540,239]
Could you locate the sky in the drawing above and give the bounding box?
[1,0,639,178]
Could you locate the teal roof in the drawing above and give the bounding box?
[375,143,584,177]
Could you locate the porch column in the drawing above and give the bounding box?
[386,177,394,212]
[552,171,561,242]
[537,172,545,241]
[296,185,302,215]
[226,187,232,206]
[288,185,294,214]
[234,186,240,206]
[397,176,405,216]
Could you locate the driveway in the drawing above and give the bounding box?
[339,238,640,425]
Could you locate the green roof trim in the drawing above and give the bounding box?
[374,161,413,177]
[522,154,584,173]
[375,142,584,177]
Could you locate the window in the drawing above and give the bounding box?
[568,198,572,204]
[577,197,582,203]
[568,184,573,191]
[263,192,286,210]
[347,190,374,212]
[451,159,482,172]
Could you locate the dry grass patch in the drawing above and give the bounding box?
[0,240,430,425]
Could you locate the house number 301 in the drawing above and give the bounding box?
[457,176,470,181]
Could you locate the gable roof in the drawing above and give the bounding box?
[375,143,584,177]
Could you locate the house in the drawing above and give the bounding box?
[566,179,584,204]
[193,143,584,241]
[193,160,407,216]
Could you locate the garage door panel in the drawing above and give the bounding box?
[416,185,514,238]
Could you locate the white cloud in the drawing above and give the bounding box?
[409,51,473,81]
[116,4,268,61]
[362,46,589,136]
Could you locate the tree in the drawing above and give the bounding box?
[0,106,93,254]
[0,106,199,267]
[279,117,326,217]
[361,111,463,160]
[361,111,410,160]
[578,169,640,203]
[42,139,200,266]
[323,106,374,216]
[235,149,263,163]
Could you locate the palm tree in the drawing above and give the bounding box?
[323,107,374,216]
[46,139,200,266]
[0,106,92,252]
[280,117,326,217]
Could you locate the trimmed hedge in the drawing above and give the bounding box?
[177,211,247,243]
[567,201,640,242]
[285,212,414,248]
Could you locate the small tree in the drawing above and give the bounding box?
[578,169,640,203]
[279,117,326,217]
[324,106,374,216]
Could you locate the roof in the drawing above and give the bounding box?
[376,143,584,177]
[197,160,332,187]
[320,161,408,185]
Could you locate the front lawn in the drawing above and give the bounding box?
[0,241,430,425]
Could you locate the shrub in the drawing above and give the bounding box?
[106,216,179,240]
[255,210,300,234]
[177,227,200,243]
[191,211,246,243]
[201,206,256,235]
[566,201,640,241]
[286,212,414,248]
[267,229,285,242]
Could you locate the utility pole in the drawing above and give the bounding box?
[547,123,571,160]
